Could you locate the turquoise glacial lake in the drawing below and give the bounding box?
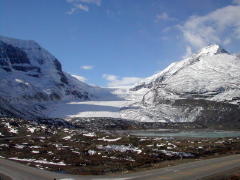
[129,129,240,138]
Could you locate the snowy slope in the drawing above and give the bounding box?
[121,45,240,122]
[0,35,113,119]
[131,45,240,104]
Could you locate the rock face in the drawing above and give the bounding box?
[124,45,240,127]
[0,36,106,119]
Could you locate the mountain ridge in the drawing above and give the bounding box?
[0,35,113,119]
[121,44,240,124]
[131,44,230,91]
[0,35,240,128]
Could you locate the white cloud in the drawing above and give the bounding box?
[102,74,118,81]
[155,12,175,23]
[81,65,93,70]
[223,38,232,45]
[67,8,76,15]
[71,74,87,82]
[180,5,240,49]
[233,0,240,4]
[102,74,143,88]
[66,0,101,5]
[74,3,89,11]
[66,0,101,14]
[182,46,193,58]
[78,0,101,6]
[67,3,89,14]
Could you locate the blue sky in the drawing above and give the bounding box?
[1,0,240,87]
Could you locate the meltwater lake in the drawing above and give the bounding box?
[127,129,240,138]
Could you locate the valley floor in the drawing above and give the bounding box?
[0,117,240,176]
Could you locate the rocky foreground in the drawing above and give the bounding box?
[0,117,240,175]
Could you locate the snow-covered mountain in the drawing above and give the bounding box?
[0,35,239,126]
[121,44,240,124]
[0,35,112,119]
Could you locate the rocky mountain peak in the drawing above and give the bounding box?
[131,44,232,92]
[197,44,228,57]
[0,35,100,118]
[0,35,68,84]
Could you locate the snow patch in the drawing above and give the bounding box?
[32,151,40,154]
[88,150,96,155]
[28,127,36,133]
[5,123,18,134]
[97,145,142,154]
[62,136,72,140]
[15,144,25,149]
[160,150,194,157]
[83,132,96,137]
[97,137,121,142]
[9,157,66,166]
